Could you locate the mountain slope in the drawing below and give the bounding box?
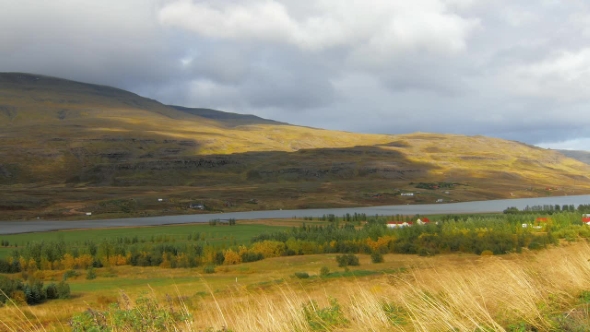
[1,72,590,219]
[557,149,590,165]
[170,105,284,127]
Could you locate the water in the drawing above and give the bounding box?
[1,194,590,234]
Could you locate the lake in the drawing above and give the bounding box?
[1,194,590,234]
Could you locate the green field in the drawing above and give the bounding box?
[3,209,590,331]
[0,222,289,259]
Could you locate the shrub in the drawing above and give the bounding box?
[0,259,21,274]
[294,272,310,279]
[9,290,26,305]
[45,283,58,299]
[203,265,215,274]
[336,254,359,268]
[63,269,80,280]
[578,290,590,304]
[382,303,407,326]
[528,241,544,250]
[320,266,330,277]
[86,267,97,280]
[480,250,494,256]
[70,293,191,331]
[241,251,264,263]
[302,298,349,331]
[0,276,22,304]
[371,252,384,263]
[23,279,46,305]
[56,281,71,299]
[214,251,225,265]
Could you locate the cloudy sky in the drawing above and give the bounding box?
[1,0,590,150]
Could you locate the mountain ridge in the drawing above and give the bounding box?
[1,72,590,220]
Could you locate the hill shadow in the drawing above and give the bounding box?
[67,144,439,187]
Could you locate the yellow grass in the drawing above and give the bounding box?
[3,242,590,331]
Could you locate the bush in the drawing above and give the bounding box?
[371,252,384,263]
[480,250,494,256]
[336,254,359,268]
[9,290,26,305]
[320,266,330,277]
[23,279,46,305]
[70,293,191,331]
[56,281,71,299]
[294,272,310,279]
[63,269,80,280]
[203,265,215,274]
[0,276,22,304]
[86,267,97,280]
[302,298,349,331]
[0,259,21,274]
[45,283,58,299]
[241,251,264,263]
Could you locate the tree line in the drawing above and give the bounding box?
[1,204,590,273]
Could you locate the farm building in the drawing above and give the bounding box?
[387,221,413,228]
[387,218,431,228]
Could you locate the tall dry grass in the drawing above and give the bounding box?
[2,242,590,331]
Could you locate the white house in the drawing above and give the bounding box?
[387,217,432,228]
[387,221,412,228]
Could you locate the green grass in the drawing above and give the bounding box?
[68,275,205,293]
[0,223,287,259]
[322,268,407,279]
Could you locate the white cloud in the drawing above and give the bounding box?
[158,0,479,55]
[3,0,590,148]
[503,48,590,102]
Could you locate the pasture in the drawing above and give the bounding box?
[2,209,590,331]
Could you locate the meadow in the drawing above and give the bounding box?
[2,206,590,331]
[0,222,290,260]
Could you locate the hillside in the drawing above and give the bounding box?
[557,149,590,165]
[170,105,284,127]
[2,72,590,219]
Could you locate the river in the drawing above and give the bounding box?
[1,194,590,235]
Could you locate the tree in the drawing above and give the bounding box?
[371,252,384,263]
[336,254,359,267]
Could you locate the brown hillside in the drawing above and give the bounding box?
[1,73,590,219]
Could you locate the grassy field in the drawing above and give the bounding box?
[0,221,298,260]
[2,212,590,331]
[2,240,590,331]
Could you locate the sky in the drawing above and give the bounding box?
[1,0,590,150]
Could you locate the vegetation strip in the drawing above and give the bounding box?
[2,204,590,330]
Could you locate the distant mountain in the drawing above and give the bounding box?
[2,72,590,219]
[170,105,284,127]
[557,150,590,165]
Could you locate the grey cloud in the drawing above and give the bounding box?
[188,47,250,85]
[2,0,590,150]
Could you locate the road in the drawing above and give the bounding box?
[1,194,590,234]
